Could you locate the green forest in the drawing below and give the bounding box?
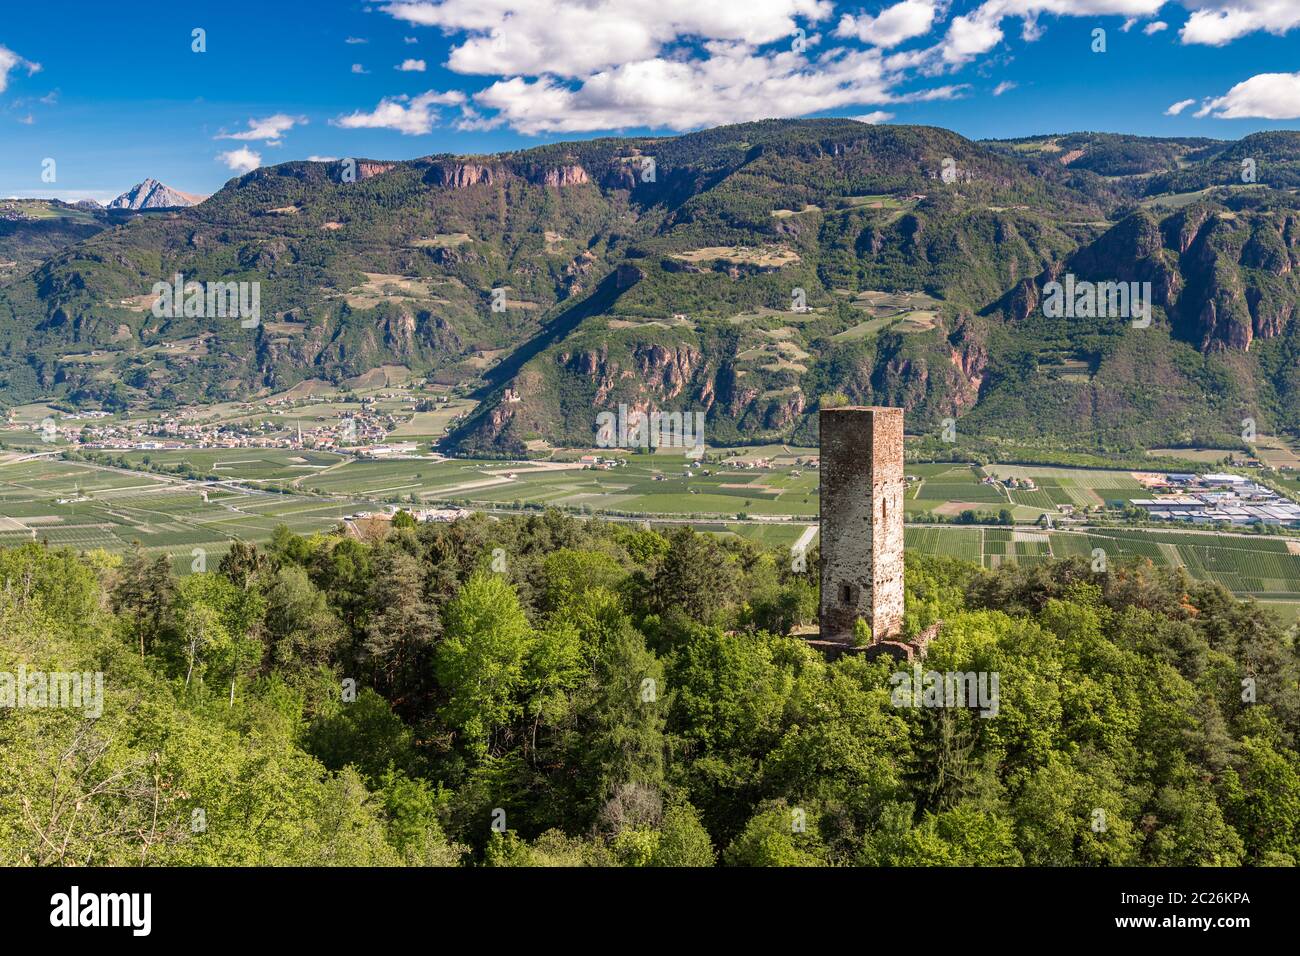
[2,511,1298,866]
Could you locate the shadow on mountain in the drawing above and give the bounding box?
[474,267,626,399]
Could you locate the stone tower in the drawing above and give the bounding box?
[818,406,905,644]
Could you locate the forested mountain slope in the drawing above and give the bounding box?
[3,514,1297,865]
[3,120,1300,455]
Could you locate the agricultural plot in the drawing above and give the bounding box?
[904,526,982,562]
[387,400,478,439]
[407,454,822,517]
[908,465,1005,513]
[835,289,943,340]
[0,458,365,563]
[1254,435,1300,470]
[722,523,813,550]
[118,449,345,481]
[983,465,1143,509]
[1007,486,1058,510]
[1148,447,1238,463]
[6,450,1298,605]
[298,458,499,497]
[899,525,1300,599]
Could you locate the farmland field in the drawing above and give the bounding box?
[895,524,1300,603]
[907,464,1006,512]
[117,448,345,481]
[982,465,1143,509]
[5,452,1300,604]
[0,457,367,572]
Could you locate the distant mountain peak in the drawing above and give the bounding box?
[108,178,207,210]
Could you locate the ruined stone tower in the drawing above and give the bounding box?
[819,406,906,644]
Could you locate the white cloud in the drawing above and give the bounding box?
[453,105,505,130]
[835,1,938,49]
[918,2,1295,69]
[1180,1,1300,46]
[852,110,895,123]
[307,155,340,162]
[1165,97,1196,115]
[934,2,1177,68]
[397,59,427,71]
[993,80,1017,95]
[355,0,1299,138]
[1195,71,1300,119]
[217,148,263,174]
[379,0,836,77]
[352,64,369,74]
[471,44,963,134]
[945,1,1300,49]
[215,113,307,145]
[346,36,368,44]
[333,90,467,134]
[939,9,1004,65]
[0,44,41,94]
[404,36,419,44]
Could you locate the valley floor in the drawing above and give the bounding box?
[2,451,1299,622]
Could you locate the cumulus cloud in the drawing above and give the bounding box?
[835,1,938,48]
[215,113,307,145]
[1165,97,1196,115]
[1195,71,1300,119]
[938,8,1006,66]
[380,0,836,77]
[217,148,262,174]
[993,80,1017,95]
[396,59,427,71]
[307,155,340,162]
[0,44,41,94]
[351,64,369,74]
[453,105,505,131]
[474,42,957,134]
[1180,1,1300,46]
[354,0,1298,137]
[345,36,368,44]
[332,90,467,134]
[853,110,895,123]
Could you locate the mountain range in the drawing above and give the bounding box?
[3,119,1300,458]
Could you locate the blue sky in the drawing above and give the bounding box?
[2,0,1299,202]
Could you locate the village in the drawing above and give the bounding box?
[20,403,408,456]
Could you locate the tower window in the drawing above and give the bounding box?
[839,583,852,604]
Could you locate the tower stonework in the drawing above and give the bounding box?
[819,406,906,644]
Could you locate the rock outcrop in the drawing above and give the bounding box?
[108,178,206,210]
